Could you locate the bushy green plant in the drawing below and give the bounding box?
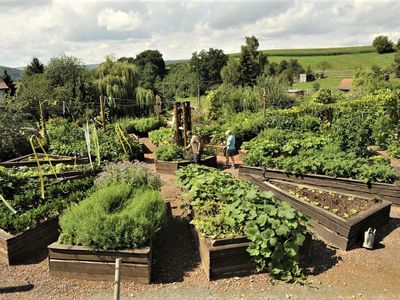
[119,116,164,135]
[155,144,185,161]
[59,183,166,250]
[313,88,336,104]
[95,161,161,190]
[0,176,94,233]
[149,127,174,146]
[177,165,308,282]
[388,140,400,158]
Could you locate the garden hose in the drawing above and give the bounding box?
[0,194,17,214]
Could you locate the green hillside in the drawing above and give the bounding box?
[0,66,22,80]
[267,51,396,74]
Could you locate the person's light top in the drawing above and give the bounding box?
[227,134,236,150]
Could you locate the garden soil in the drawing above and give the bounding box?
[1,160,399,299]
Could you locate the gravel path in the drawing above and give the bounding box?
[1,161,400,299]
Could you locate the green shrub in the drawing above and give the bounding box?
[149,127,174,146]
[59,183,166,250]
[155,144,185,161]
[388,140,400,158]
[0,176,94,233]
[119,116,164,135]
[95,161,161,190]
[313,88,336,104]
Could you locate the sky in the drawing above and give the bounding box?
[0,0,399,67]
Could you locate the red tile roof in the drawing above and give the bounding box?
[0,78,9,90]
[339,79,353,91]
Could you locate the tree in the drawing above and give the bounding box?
[25,57,45,76]
[317,60,331,73]
[159,63,197,99]
[191,48,228,91]
[134,50,166,78]
[94,56,139,100]
[7,74,52,121]
[394,52,400,78]
[238,36,267,86]
[372,35,394,54]
[1,70,16,96]
[45,54,83,88]
[221,58,240,85]
[397,38,400,50]
[257,76,293,109]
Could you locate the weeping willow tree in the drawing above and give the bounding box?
[135,87,155,108]
[94,56,139,100]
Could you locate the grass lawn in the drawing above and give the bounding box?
[293,77,343,90]
[175,95,210,109]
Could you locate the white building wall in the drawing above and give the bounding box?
[0,90,4,104]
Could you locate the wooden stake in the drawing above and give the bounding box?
[39,101,48,145]
[262,88,267,118]
[182,102,188,147]
[174,102,180,145]
[100,95,106,131]
[114,258,121,300]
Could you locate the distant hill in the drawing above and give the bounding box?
[0,66,22,80]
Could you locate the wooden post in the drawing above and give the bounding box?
[182,102,188,147]
[100,95,106,131]
[114,258,121,300]
[262,88,267,118]
[197,83,201,109]
[39,101,48,145]
[174,102,180,145]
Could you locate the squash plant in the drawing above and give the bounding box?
[177,165,309,282]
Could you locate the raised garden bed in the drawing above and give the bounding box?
[244,175,391,250]
[0,218,59,265]
[239,165,400,205]
[155,155,217,174]
[0,153,89,168]
[48,241,152,283]
[191,225,311,280]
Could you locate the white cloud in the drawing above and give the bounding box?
[0,0,400,67]
[97,8,143,31]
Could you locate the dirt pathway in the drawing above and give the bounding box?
[1,161,399,299]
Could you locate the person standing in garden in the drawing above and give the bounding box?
[225,129,236,169]
[185,131,202,164]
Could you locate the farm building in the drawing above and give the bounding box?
[0,78,9,103]
[339,79,353,92]
[299,73,315,83]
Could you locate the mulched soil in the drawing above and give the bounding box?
[273,181,375,219]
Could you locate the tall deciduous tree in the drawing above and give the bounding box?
[191,48,228,91]
[238,36,267,86]
[221,58,241,86]
[372,35,394,54]
[394,52,400,78]
[25,57,45,76]
[94,56,139,99]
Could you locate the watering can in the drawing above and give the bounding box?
[363,228,376,249]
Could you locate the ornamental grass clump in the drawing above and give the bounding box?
[59,183,166,250]
[177,165,309,282]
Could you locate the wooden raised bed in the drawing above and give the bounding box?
[239,165,400,205]
[155,155,217,174]
[192,225,311,280]
[48,242,152,284]
[0,218,59,265]
[245,176,391,250]
[0,153,89,168]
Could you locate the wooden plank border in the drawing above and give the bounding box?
[244,175,391,250]
[48,242,152,284]
[0,218,60,265]
[155,156,217,175]
[239,165,400,205]
[191,225,311,280]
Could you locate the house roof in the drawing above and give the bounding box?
[339,79,353,91]
[0,78,9,90]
